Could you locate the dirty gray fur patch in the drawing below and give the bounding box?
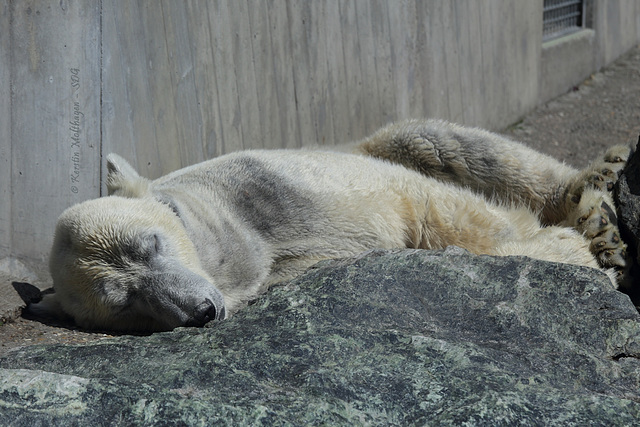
[399,129,499,181]
[455,133,500,179]
[217,156,320,237]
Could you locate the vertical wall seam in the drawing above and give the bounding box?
[8,0,14,258]
[99,0,104,197]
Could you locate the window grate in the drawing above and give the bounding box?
[543,0,584,41]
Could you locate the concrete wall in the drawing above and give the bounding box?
[1,0,640,282]
[99,0,541,179]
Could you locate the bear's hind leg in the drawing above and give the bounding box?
[355,118,579,220]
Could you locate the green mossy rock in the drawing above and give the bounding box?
[1,248,640,425]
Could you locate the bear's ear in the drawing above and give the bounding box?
[106,153,150,198]
[25,293,72,323]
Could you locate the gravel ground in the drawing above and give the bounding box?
[503,46,640,168]
[2,45,640,357]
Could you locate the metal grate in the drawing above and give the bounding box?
[543,0,584,41]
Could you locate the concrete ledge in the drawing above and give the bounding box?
[540,29,596,104]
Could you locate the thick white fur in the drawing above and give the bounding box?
[31,119,623,331]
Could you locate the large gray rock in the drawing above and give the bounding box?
[1,248,640,425]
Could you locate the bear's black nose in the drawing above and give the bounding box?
[190,298,221,326]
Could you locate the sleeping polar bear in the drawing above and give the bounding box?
[31,119,631,331]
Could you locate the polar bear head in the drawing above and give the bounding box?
[29,156,226,331]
